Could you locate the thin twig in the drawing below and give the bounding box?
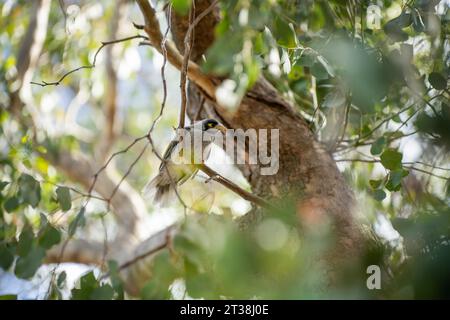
[135,0,216,98]
[404,161,449,171]
[176,0,218,127]
[118,232,171,272]
[148,5,171,134]
[341,93,441,147]
[99,225,175,281]
[335,130,419,153]
[39,180,109,202]
[403,166,448,180]
[334,97,351,150]
[178,5,195,129]
[336,158,449,180]
[107,144,149,207]
[31,35,148,86]
[100,214,108,271]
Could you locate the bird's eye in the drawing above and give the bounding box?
[208,122,214,128]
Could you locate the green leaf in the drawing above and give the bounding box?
[57,271,67,288]
[311,61,329,80]
[202,32,243,75]
[21,135,29,144]
[71,271,114,300]
[140,251,178,299]
[428,72,447,90]
[35,157,48,175]
[0,295,17,300]
[0,244,14,270]
[369,179,383,189]
[18,174,41,208]
[17,226,34,257]
[22,159,32,169]
[273,17,297,48]
[71,271,97,300]
[386,169,409,192]
[370,137,387,155]
[174,235,206,271]
[170,0,191,16]
[295,50,315,67]
[79,271,97,288]
[386,131,405,140]
[56,186,71,211]
[288,65,303,80]
[36,145,47,154]
[0,223,16,242]
[90,285,115,300]
[38,225,61,249]
[14,246,45,279]
[39,212,48,229]
[383,12,412,42]
[4,196,19,213]
[391,217,414,239]
[317,55,335,78]
[245,59,260,88]
[391,115,402,123]
[68,208,86,236]
[107,260,124,300]
[373,189,386,201]
[0,181,9,191]
[380,149,403,170]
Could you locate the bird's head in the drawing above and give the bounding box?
[200,118,227,135]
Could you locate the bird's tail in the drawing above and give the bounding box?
[142,173,176,207]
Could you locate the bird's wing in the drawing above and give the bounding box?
[178,167,199,185]
[159,139,180,171]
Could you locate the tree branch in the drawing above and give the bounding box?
[45,239,104,266]
[135,0,217,98]
[111,225,177,295]
[47,149,149,242]
[9,0,150,274]
[197,164,271,208]
[30,35,148,87]
[335,158,449,180]
[178,5,194,129]
[98,0,128,159]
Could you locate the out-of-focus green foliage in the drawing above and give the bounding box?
[0,0,449,299]
[387,196,450,298]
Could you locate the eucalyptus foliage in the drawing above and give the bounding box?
[0,0,449,299]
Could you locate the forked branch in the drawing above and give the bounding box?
[135,0,216,98]
[30,35,148,86]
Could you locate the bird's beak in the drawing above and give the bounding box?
[215,124,227,134]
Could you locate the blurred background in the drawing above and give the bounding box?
[0,0,449,299]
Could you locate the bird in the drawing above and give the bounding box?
[143,118,227,206]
